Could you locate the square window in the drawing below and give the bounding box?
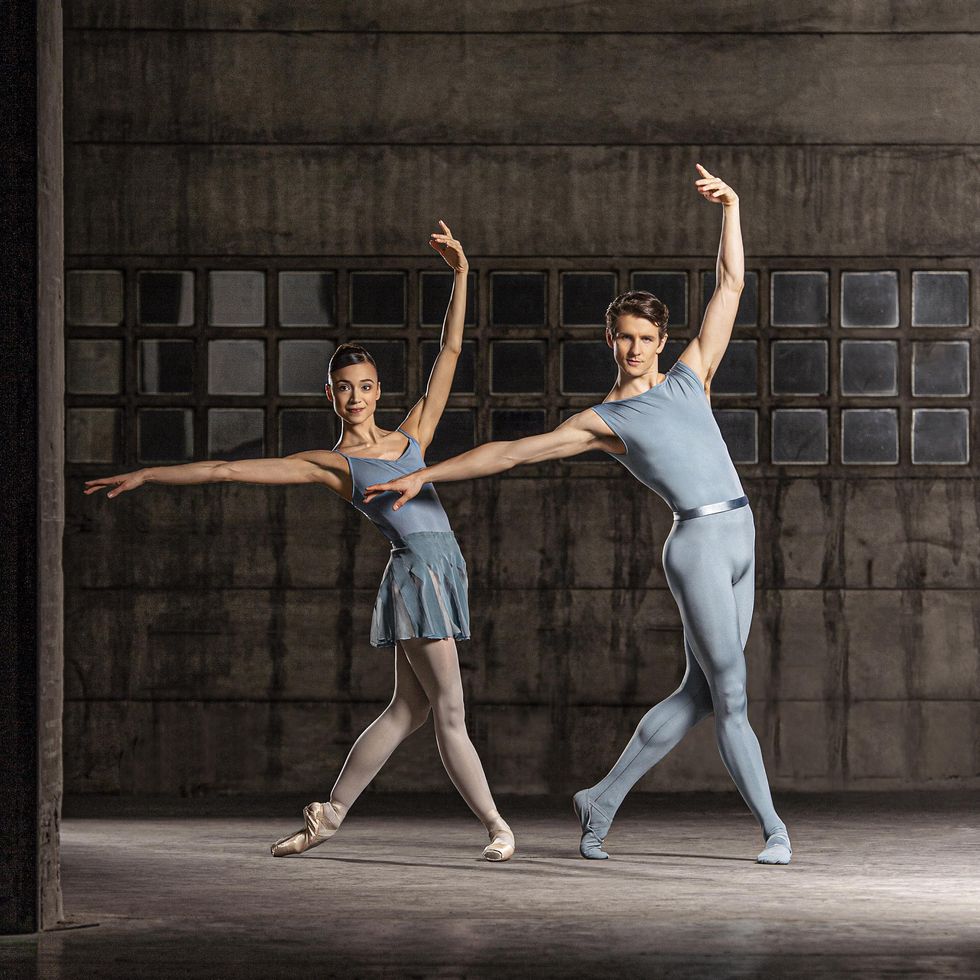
[66,270,124,326]
[561,272,617,326]
[711,340,757,395]
[713,409,758,464]
[350,271,406,326]
[771,409,828,464]
[841,409,898,464]
[426,409,476,462]
[491,409,546,441]
[631,272,688,327]
[912,271,969,327]
[356,340,406,394]
[840,341,898,397]
[912,341,970,397]
[137,271,194,326]
[700,271,758,327]
[278,272,336,326]
[208,271,265,327]
[912,409,969,464]
[419,271,477,326]
[841,271,898,328]
[66,339,123,395]
[137,408,193,463]
[771,340,827,396]
[67,408,121,464]
[139,340,194,394]
[561,340,617,394]
[658,339,688,372]
[770,271,829,326]
[491,340,545,394]
[561,408,607,462]
[491,272,547,326]
[207,408,264,460]
[420,340,476,394]
[208,340,265,395]
[278,340,334,395]
[279,409,335,455]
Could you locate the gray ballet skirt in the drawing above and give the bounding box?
[370,530,470,649]
[334,428,470,650]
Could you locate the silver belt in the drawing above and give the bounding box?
[672,494,749,522]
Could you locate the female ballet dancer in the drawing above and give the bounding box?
[84,222,516,863]
[363,167,792,865]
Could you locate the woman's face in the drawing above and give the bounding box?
[607,314,667,377]
[326,362,382,422]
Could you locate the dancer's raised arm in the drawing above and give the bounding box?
[678,164,744,394]
[362,411,611,510]
[400,220,469,452]
[83,450,349,499]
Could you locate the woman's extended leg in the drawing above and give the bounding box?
[328,643,432,815]
[270,644,430,856]
[573,639,714,858]
[401,636,513,858]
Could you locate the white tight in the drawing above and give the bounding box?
[328,637,501,829]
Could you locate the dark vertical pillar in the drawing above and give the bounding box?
[0,0,64,934]
[37,0,65,930]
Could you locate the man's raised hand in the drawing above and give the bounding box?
[694,164,738,206]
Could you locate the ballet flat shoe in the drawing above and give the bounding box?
[756,830,793,865]
[270,801,343,857]
[572,789,611,860]
[483,823,516,862]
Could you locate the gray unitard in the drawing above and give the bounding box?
[587,358,784,839]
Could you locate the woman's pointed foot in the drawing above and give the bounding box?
[757,829,792,865]
[572,789,611,860]
[483,820,515,862]
[270,801,343,857]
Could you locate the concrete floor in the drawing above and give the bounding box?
[2,793,978,979]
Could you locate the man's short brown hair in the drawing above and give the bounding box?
[605,290,669,339]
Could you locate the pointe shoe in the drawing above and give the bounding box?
[572,789,612,860]
[483,821,516,862]
[757,830,792,865]
[270,801,343,857]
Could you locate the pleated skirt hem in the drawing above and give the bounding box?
[369,531,470,649]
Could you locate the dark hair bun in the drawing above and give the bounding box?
[328,343,377,380]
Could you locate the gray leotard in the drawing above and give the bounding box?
[591,359,744,512]
[575,357,785,855]
[335,429,452,546]
[333,429,468,649]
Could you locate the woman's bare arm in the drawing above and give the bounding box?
[83,450,349,499]
[678,164,745,394]
[400,221,468,451]
[362,411,607,510]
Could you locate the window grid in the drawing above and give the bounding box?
[64,257,976,475]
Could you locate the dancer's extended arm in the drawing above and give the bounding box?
[400,221,469,451]
[83,450,349,499]
[678,164,744,395]
[362,411,609,510]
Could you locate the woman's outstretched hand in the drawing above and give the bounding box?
[83,470,147,499]
[362,473,425,510]
[694,164,738,206]
[429,220,468,272]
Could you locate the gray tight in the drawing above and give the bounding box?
[587,507,784,838]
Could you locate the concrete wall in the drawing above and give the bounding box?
[62,2,979,795]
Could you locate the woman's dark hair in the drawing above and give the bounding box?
[327,342,377,382]
[605,290,669,339]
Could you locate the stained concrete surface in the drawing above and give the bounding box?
[2,792,978,978]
